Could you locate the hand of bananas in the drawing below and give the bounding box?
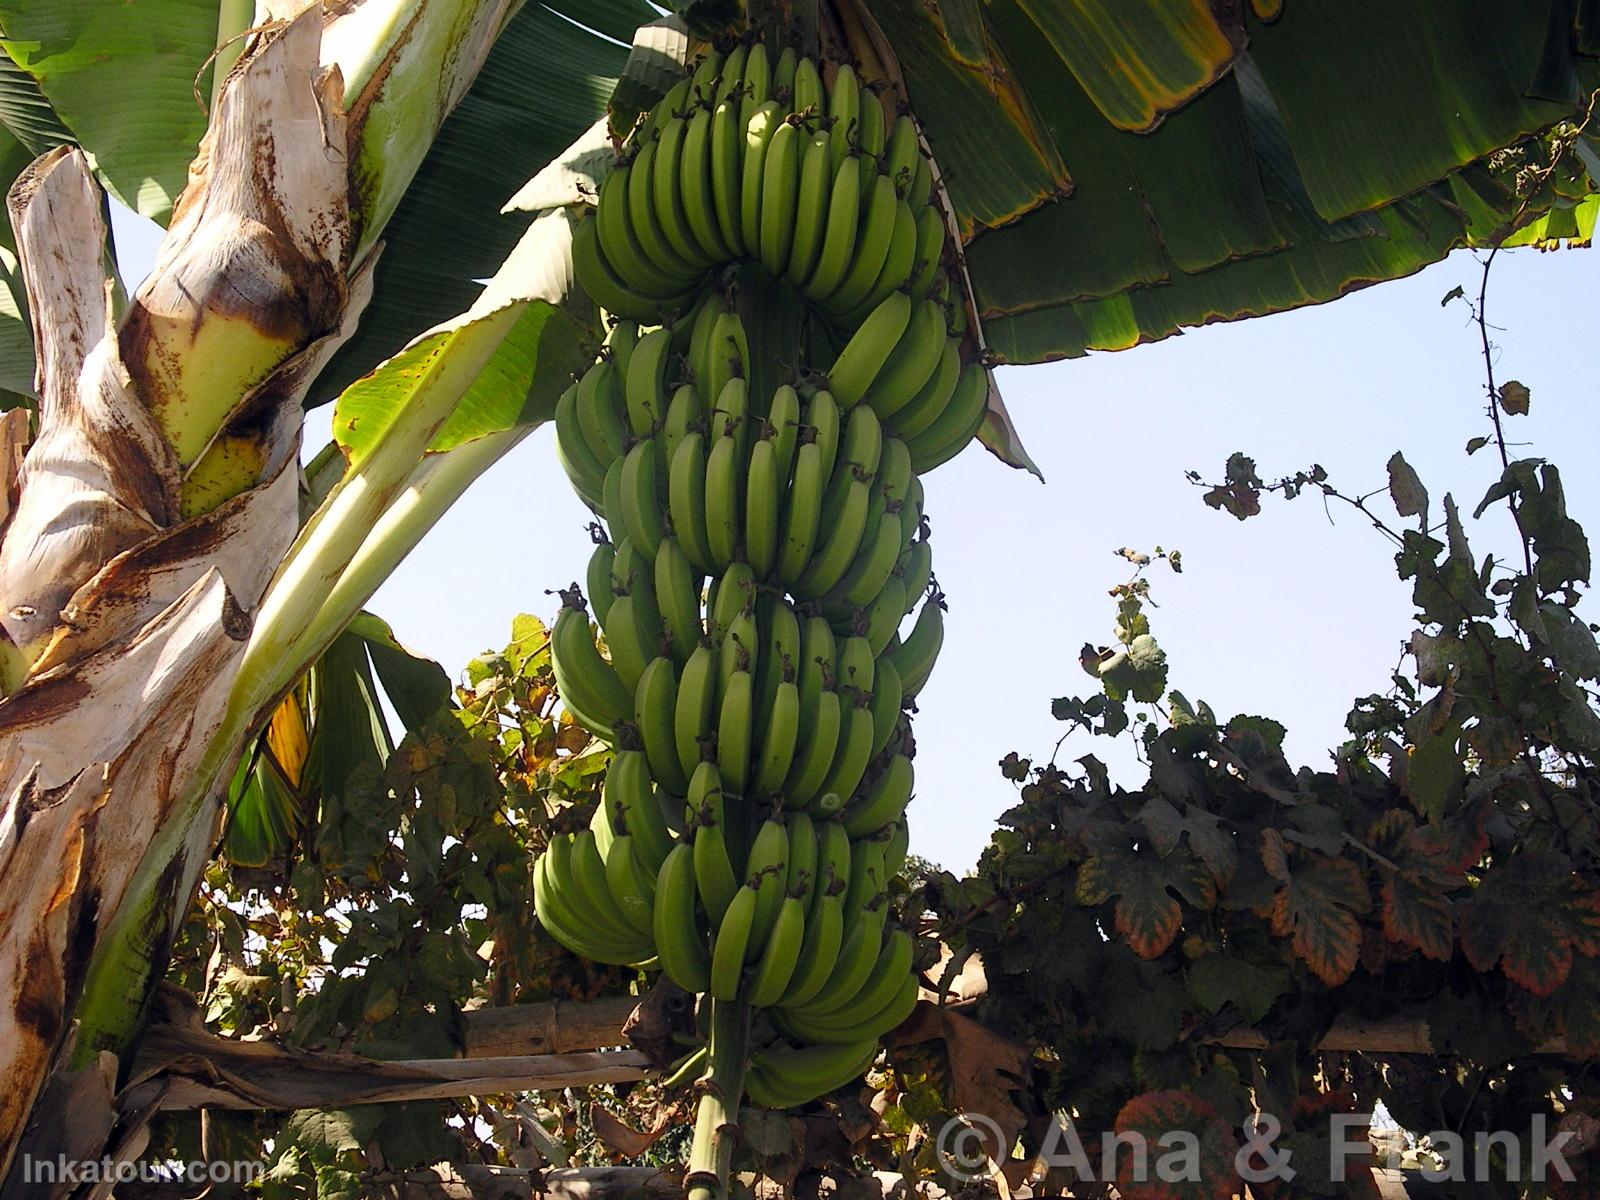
[539,38,982,1121]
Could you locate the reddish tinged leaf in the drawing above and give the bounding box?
[1458,852,1600,997]
[1380,870,1453,961]
[1112,1090,1238,1200]
[1260,835,1371,986]
[1077,846,1216,959]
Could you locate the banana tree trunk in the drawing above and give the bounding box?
[0,1,517,1181]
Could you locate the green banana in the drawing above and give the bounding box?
[745,815,790,949]
[625,326,675,436]
[767,383,802,485]
[809,925,914,1024]
[884,115,920,200]
[908,205,947,302]
[717,666,755,795]
[710,97,747,256]
[897,538,933,615]
[843,753,913,838]
[775,439,824,586]
[802,151,861,300]
[865,299,946,420]
[759,115,803,277]
[831,510,905,611]
[844,840,887,924]
[557,382,607,494]
[791,54,823,115]
[636,656,691,795]
[827,290,913,409]
[843,198,918,325]
[739,42,771,129]
[773,45,798,97]
[551,596,630,737]
[795,615,837,738]
[709,880,758,1000]
[690,762,739,922]
[668,430,715,574]
[745,434,783,579]
[807,389,842,480]
[619,437,666,558]
[662,381,700,468]
[746,893,806,1007]
[710,371,749,444]
[597,167,690,300]
[675,640,718,782]
[654,536,703,663]
[585,536,617,629]
[780,885,845,1008]
[886,590,944,698]
[655,843,712,991]
[784,129,833,287]
[821,172,897,315]
[815,702,875,811]
[753,678,800,799]
[681,104,732,262]
[740,101,783,255]
[613,750,675,873]
[795,474,869,598]
[746,1037,876,1108]
[536,847,653,964]
[599,592,651,694]
[627,139,696,277]
[856,88,886,157]
[786,812,818,900]
[883,818,910,879]
[826,63,860,167]
[654,115,713,269]
[572,212,677,323]
[603,832,657,936]
[704,431,743,571]
[784,688,841,807]
[577,359,628,465]
[905,360,988,472]
[867,655,904,757]
[863,574,907,657]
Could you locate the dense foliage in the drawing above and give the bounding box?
[921,399,1600,1195]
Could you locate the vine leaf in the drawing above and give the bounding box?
[1112,1090,1238,1200]
[1386,451,1428,524]
[1078,845,1216,959]
[1186,954,1291,1023]
[1458,851,1600,997]
[1368,811,1458,962]
[1259,830,1370,986]
[1498,379,1531,415]
[1138,798,1236,887]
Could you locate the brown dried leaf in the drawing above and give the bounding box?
[589,1102,668,1159]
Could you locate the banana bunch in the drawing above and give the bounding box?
[577,43,953,332]
[538,37,996,1122]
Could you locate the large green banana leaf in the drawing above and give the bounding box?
[0,0,1593,387]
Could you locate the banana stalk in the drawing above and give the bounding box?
[685,999,752,1200]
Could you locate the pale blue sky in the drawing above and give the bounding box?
[110,207,1596,870]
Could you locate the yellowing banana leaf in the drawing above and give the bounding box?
[1006,0,1240,133]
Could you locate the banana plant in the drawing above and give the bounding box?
[0,0,609,1180]
[0,0,1593,1188]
